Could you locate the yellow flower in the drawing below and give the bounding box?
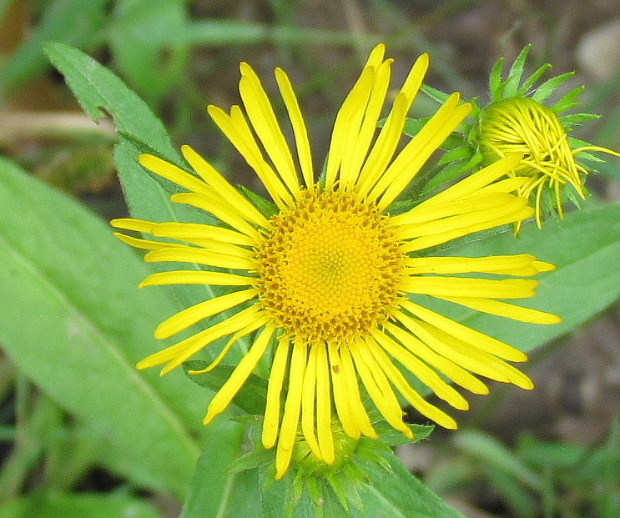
[478,96,618,230]
[113,44,560,479]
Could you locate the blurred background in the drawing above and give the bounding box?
[1,1,618,517]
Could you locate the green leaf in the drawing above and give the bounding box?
[0,492,162,518]
[351,444,468,518]
[181,420,265,518]
[44,42,241,342]
[0,0,108,94]
[43,42,174,154]
[0,158,205,497]
[435,202,620,353]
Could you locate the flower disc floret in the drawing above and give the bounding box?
[256,189,405,343]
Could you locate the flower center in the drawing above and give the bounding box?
[255,189,405,342]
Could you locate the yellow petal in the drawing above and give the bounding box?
[139,270,255,288]
[349,340,412,437]
[275,68,314,189]
[171,192,260,239]
[276,340,307,479]
[207,104,293,208]
[139,154,211,195]
[155,288,259,339]
[180,145,270,228]
[339,345,378,438]
[402,277,540,299]
[438,296,562,325]
[315,345,334,464]
[324,65,376,189]
[262,337,291,449]
[425,153,523,205]
[301,345,322,460]
[401,301,528,362]
[239,63,301,198]
[340,58,393,190]
[327,343,361,439]
[145,246,256,271]
[371,328,469,410]
[204,323,276,423]
[404,254,539,276]
[366,337,458,429]
[386,320,490,395]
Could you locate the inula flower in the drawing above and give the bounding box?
[113,45,560,478]
[473,46,619,230]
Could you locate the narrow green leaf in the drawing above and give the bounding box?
[0,492,162,518]
[0,159,205,497]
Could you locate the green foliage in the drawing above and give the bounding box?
[0,158,203,497]
[0,492,163,518]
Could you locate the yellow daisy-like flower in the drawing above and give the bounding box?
[113,44,561,479]
[478,96,619,230]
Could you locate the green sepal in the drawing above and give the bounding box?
[489,57,507,100]
[561,112,600,129]
[325,468,363,511]
[520,63,553,94]
[554,85,585,114]
[183,360,267,415]
[230,446,275,474]
[421,84,453,104]
[531,71,575,103]
[437,144,475,165]
[503,45,532,98]
[402,116,433,137]
[376,422,435,446]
